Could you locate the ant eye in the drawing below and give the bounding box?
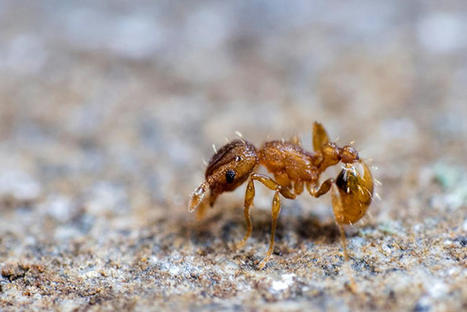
[225,169,236,183]
[235,156,242,162]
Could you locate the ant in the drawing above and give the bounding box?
[189,122,374,270]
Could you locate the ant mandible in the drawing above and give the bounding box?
[189,122,374,269]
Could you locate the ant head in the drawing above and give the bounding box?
[321,142,341,166]
[340,145,359,164]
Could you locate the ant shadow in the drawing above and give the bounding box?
[181,203,343,250]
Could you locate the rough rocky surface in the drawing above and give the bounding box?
[0,1,466,311]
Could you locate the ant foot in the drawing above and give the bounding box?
[345,278,359,294]
[235,240,247,250]
[256,256,271,270]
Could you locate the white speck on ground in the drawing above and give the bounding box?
[271,273,296,292]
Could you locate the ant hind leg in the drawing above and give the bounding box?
[331,184,358,292]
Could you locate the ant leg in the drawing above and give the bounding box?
[258,190,281,269]
[331,184,348,258]
[294,180,304,195]
[251,174,296,199]
[237,174,294,249]
[275,171,291,190]
[307,178,333,198]
[236,178,255,249]
[331,184,358,292]
[337,222,350,261]
[236,173,293,266]
[310,179,357,290]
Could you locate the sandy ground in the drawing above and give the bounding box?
[0,1,466,311]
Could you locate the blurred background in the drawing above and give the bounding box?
[0,0,466,310]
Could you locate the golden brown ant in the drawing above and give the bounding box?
[189,122,374,269]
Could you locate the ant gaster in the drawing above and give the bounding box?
[189,122,374,269]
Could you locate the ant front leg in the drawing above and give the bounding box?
[308,179,352,262]
[331,184,358,292]
[330,185,350,261]
[308,179,356,289]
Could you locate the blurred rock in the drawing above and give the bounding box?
[0,170,41,203]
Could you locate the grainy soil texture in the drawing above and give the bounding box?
[0,1,466,311]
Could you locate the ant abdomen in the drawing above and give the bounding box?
[189,140,258,213]
[205,140,258,194]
